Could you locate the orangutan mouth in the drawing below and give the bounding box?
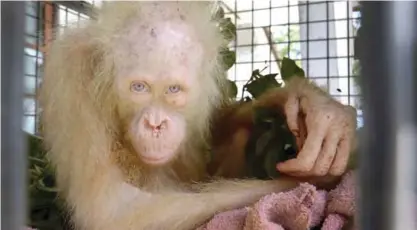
[141,154,169,164]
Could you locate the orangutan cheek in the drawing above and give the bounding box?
[128,107,186,165]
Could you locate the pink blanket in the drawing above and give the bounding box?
[27,172,356,230]
[198,171,356,230]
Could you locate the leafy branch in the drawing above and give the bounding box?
[211,5,238,100]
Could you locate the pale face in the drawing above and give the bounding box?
[113,20,204,166]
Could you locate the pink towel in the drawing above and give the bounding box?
[198,171,357,230]
[322,171,356,230]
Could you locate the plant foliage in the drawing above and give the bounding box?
[212,5,238,100]
[27,134,69,230]
[212,5,236,72]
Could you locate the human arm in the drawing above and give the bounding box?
[208,76,357,179]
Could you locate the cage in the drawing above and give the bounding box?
[1,1,416,229]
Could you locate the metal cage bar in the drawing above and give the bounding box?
[1,1,28,230]
[359,1,417,229]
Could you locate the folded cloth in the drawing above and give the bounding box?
[245,183,327,230]
[196,208,248,230]
[322,171,356,230]
[198,170,357,230]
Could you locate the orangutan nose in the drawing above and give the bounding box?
[144,116,168,131]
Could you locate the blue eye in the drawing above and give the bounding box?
[130,82,148,93]
[167,85,181,94]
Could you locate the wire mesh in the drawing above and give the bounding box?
[223,0,362,127]
[22,1,97,135]
[23,1,45,135]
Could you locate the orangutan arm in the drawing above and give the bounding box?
[80,169,299,230]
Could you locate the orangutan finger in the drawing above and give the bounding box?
[284,93,300,137]
[277,120,328,173]
[311,134,340,176]
[329,138,352,176]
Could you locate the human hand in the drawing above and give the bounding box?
[277,78,357,177]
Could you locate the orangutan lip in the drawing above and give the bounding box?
[141,155,167,163]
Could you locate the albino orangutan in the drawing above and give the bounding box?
[38,1,357,230]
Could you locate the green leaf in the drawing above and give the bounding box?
[244,74,281,99]
[281,57,305,81]
[242,96,252,102]
[226,79,238,99]
[29,156,47,165]
[220,48,236,70]
[28,133,46,158]
[263,73,279,79]
[219,17,236,41]
[252,69,261,78]
[29,169,42,178]
[34,165,44,174]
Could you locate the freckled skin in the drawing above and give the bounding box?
[118,67,191,165]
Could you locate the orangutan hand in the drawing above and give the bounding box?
[276,78,357,177]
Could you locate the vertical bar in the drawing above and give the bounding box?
[387,2,417,229]
[287,0,290,58]
[34,1,41,133]
[346,0,351,105]
[1,1,28,230]
[233,0,237,82]
[325,1,329,92]
[306,1,309,79]
[359,3,392,229]
[65,6,68,25]
[359,1,417,230]
[44,1,54,51]
[268,0,272,74]
[250,0,254,74]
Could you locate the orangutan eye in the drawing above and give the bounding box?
[167,85,181,94]
[130,82,148,93]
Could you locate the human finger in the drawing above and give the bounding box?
[295,113,307,150]
[277,116,329,173]
[329,137,352,176]
[311,133,340,176]
[284,93,300,137]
